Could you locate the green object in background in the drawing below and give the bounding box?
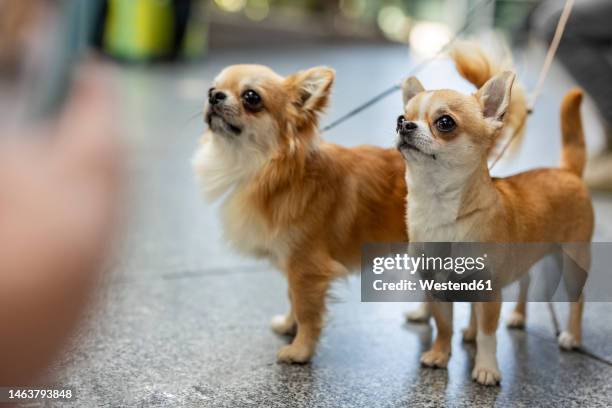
[105,0,175,60]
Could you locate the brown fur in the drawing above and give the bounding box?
[254,145,408,265]
[560,89,586,176]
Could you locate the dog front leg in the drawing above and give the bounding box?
[420,301,453,368]
[472,301,501,385]
[558,246,589,349]
[276,257,332,364]
[559,296,584,350]
[507,274,530,329]
[271,289,296,336]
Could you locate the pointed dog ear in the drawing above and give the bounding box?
[286,66,335,115]
[476,71,515,122]
[402,76,425,106]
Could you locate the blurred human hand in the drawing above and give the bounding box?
[0,67,121,385]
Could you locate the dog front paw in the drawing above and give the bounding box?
[558,331,581,350]
[506,311,526,329]
[420,349,450,368]
[270,314,296,336]
[276,344,313,364]
[472,364,501,386]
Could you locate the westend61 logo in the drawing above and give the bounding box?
[372,253,488,275]
[361,242,612,303]
[361,243,501,302]
[370,253,493,294]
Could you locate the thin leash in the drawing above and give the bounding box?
[488,0,575,170]
[529,0,575,114]
[320,0,497,134]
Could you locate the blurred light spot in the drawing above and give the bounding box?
[377,6,411,42]
[409,22,451,57]
[245,0,269,21]
[177,78,208,101]
[214,0,246,13]
[339,0,366,19]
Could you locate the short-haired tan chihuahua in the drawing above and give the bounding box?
[397,72,593,385]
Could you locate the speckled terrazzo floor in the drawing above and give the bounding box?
[48,43,612,407]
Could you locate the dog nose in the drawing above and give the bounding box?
[397,117,418,135]
[209,91,227,106]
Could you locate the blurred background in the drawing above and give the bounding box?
[205,0,531,50]
[86,0,535,58]
[2,0,612,406]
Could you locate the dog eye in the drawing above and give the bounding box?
[242,90,262,110]
[208,87,215,98]
[435,115,456,132]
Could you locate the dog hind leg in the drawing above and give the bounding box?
[420,302,453,368]
[507,274,530,329]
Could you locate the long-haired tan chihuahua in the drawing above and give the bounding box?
[397,72,593,385]
[192,65,407,363]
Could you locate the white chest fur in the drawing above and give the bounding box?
[220,186,290,262]
[406,168,481,242]
[192,133,289,263]
[408,192,472,242]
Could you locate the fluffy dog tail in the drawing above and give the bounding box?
[560,89,586,177]
[450,40,529,158]
[450,40,504,88]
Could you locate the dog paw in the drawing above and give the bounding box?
[506,311,526,329]
[270,315,296,336]
[276,344,313,364]
[406,305,431,323]
[420,349,450,368]
[558,331,580,350]
[472,364,501,386]
[462,327,477,343]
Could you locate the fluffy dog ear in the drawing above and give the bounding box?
[287,67,335,114]
[476,71,515,122]
[402,76,425,106]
